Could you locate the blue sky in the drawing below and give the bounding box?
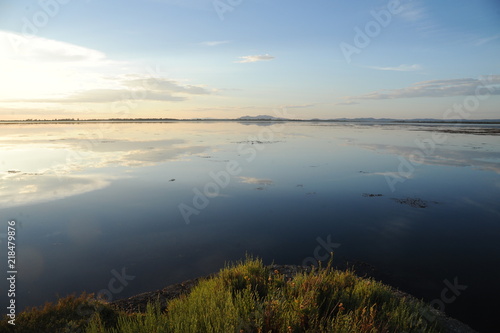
[0,0,499,119]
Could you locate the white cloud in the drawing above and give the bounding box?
[367,64,422,72]
[283,104,316,109]
[0,30,213,106]
[9,76,212,104]
[0,30,123,101]
[235,54,275,63]
[345,75,500,101]
[200,40,230,47]
[25,89,185,104]
[1,30,108,63]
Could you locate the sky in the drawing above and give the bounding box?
[0,0,499,120]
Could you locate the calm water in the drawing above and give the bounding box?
[1,122,499,331]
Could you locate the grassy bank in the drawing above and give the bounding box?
[1,257,443,333]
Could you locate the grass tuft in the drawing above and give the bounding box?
[0,292,119,332]
[1,257,445,333]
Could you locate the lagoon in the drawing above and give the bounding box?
[1,121,499,332]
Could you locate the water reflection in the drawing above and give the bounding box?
[0,174,111,208]
[0,123,210,208]
[0,122,499,332]
[354,142,500,174]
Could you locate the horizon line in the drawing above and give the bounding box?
[1,117,500,124]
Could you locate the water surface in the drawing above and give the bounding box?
[1,121,499,332]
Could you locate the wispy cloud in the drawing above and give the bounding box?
[29,89,185,103]
[235,54,275,63]
[397,2,428,22]
[122,76,211,95]
[475,34,500,46]
[367,64,422,72]
[200,40,230,47]
[335,101,359,106]
[344,75,500,101]
[0,30,108,63]
[150,0,212,11]
[396,2,445,37]
[9,76,212,103]
[282,104,316,109]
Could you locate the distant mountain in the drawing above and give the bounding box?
[237,115,287,121]
[307,118,500,123]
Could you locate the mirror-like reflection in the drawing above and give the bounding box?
[0,121,499,332]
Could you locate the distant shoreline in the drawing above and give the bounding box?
[1,118,500,125]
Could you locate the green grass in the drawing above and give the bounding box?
[0,292,118,333]
[1,257,444,333]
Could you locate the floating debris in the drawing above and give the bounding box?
[362,193,383,197]
[415,128,500,136]
[207,159,230,163]
[234,140,281,145]
[392,197,428,208]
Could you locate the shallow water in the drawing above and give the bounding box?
[1,121,499,331]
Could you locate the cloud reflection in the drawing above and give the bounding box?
[0,174,111,209]
[239,177,273,186]
[354,143,500,174]
[0,124,210,208]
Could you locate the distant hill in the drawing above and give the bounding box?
[237,115,287,121]
[235,116,500,123]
